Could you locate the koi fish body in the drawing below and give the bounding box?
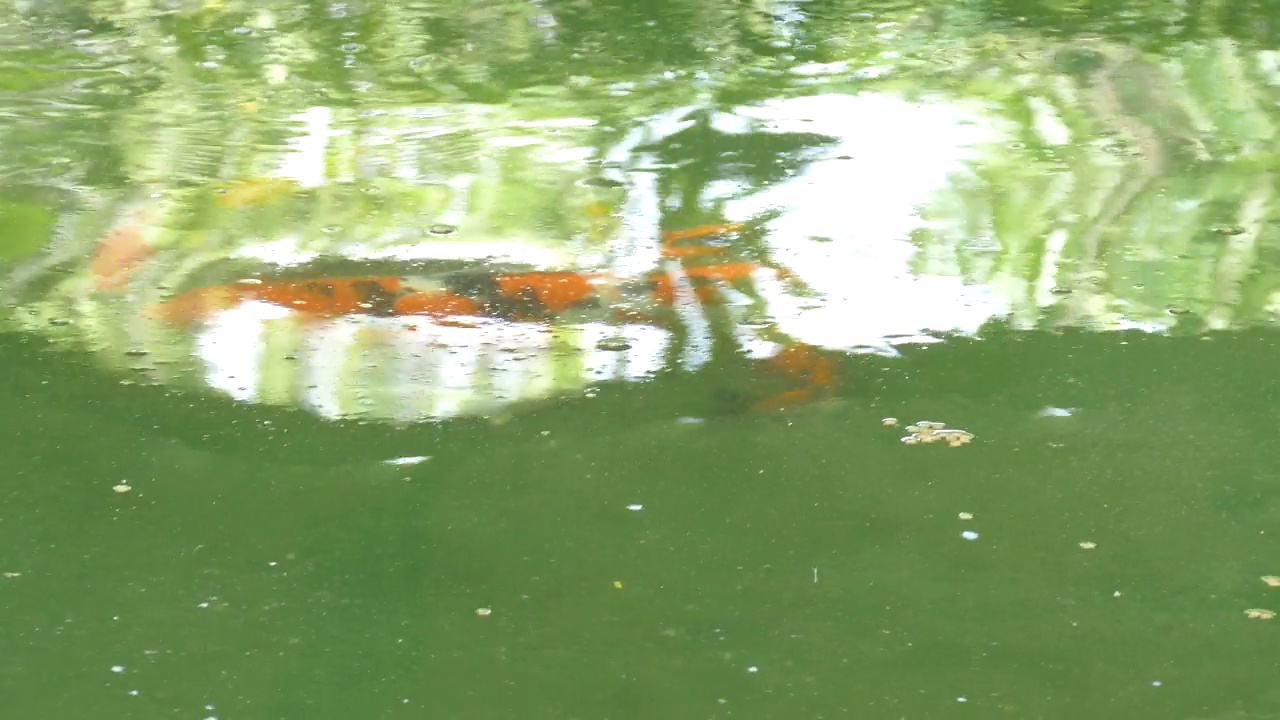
[148,223,833,420]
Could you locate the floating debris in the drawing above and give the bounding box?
[881,417,899,428]
[1244,608,1275,620]
[957,512,974,520]
[475,607,492,618]
[961,530,979,541]
[900,420,973,447]
[1037,406,1076,418]
[1079,541,1097,550]
[1262,575,1280,588]
[112,483,132,494]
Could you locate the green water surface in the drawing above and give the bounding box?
[3,2,1280,719]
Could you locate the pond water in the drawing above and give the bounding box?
[3,1,1280,718]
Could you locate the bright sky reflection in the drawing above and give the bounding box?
[723,92,1012,352]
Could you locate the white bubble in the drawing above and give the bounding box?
[961,531,979,540]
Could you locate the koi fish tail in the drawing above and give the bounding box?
[659,223,743,258]
[749,344,835,413]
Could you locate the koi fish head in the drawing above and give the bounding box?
[147,285,244,326]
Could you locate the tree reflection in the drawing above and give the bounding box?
[2,0,1280,420]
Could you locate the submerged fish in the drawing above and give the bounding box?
[147,222,834,420]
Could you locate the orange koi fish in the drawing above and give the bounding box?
[150,220,833,414]
[91,204,159,292]
[153,276,474,326]
[659,222,744,257]
[493,271,604,315]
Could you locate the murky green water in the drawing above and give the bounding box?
[4,1,1280,718]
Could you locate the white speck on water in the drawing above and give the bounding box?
[127,690,139,696]
[961,530,979,540]
[110,665,125,673]
[626,504,643,512]
[383,456,430,465]
[957,697,968,703]
[1037,406,1077,417]
[676,416,704,424]
[747,666,759,674]
[1151,680,1162,687]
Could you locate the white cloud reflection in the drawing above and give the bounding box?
[722,93,1010,353]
